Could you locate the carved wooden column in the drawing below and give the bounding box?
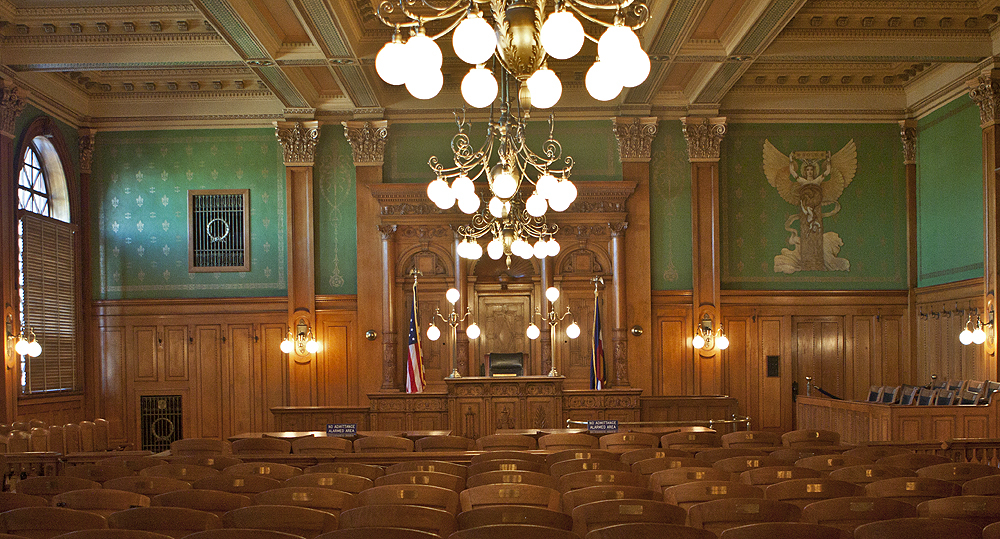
[453,233,469,377]
[343,121,390,396]
[970,72,1000,375]
[378,225,398,390]
[275,120,319,406]
[609,222,630,387]
[900,120,918,383]
[0,81,25,421]
[540,256,553,376]
[613,116,657,389]
[682,116,727,395]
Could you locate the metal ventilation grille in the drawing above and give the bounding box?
[188,189,250,272]
[140,395,182,452]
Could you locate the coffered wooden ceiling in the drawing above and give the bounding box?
[2,0,999,128]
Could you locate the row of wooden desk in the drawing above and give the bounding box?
[226,426,719,443]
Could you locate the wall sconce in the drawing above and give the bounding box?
[6,314,41,360]
[280,317,320,355]
[426,288,480,378]
[961,300,995,347]
[692,312,729,351]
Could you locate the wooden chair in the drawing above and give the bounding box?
[538,433,599,451]
[827,464,914,485]
[459,484,561,512]
[14,476,101,502]
[864,477,962,505]
[662,480,763,511]
[467,459,546,476]
[559,470,647,494]
[0,506,108,539]
[570,499,686,537]
[475,434,537,452]
[302,463,384,480]
[841,446,913,462]
[315,529,438,539]
[916,494,1000,527]
[337,505,457,537]
[799,496,917,537]
[102,476,192,497]
[457,505,573,530]
[290,437,352,455]
[93,419,111,451]
[985,521,1000,539]
[98,456,167,473]
[917,461,1000,484]
[47,531,172,539]
[549,458,629,478]
[221,505,337,539]
[769,448,841,463]
[356,484,460,514]
[447,524,578,539]
[717,522,843,539]
[794,454,873,474]
[374,471,465,492]
[192,475,281,494]
[560,485,661,514]
[62,464,135,484]
[713,455,786,475]
[739,465,823,486]
[916,388,938,406]
[469,451,546,465]
[630,457,705,476]
[648,467,731,492]
[169,439,232,457]
[720,431,782,450]
[139,464,220,484]
[898,385,921,405]
[780,429,840,448]
[28,428,48,452]
[686,498,802,536]
[413,435,474,452]
[933,389,957,405]
[0,491,47,511]
[963,473,1000,495]
[52,489,150,518]
[48,424,66,455]
[106,506,222,539]
[79,421,96,452]
[171,457,243,472]
[284,473,373,494]
[598,432,659,452]
[546,449,617,467]
[879,386,900,402]
[221,462,302,481]
[618,448,693,466]
[853,517,982,539]
[104,475,191,497]
[352,435,413,453]
[150,490,252,517]
[660,432,722,452]
[184,530,303,539]
[763,478,863,508]
[581,522,716,539]
[63,424,82,455]
[466,470,556,489]
[252,487,357,516]
[386,460,467,479]
[875,453,952,472]
[694,448,767,465]
[866,385,882,402]
[230,438,292,456]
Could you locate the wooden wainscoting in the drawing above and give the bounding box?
[915,278,990,385]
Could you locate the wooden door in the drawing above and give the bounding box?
[793,316,845,401]
[475,294,532,375]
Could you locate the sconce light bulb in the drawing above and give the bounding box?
[14,337,30,356]
[960,328,974,345]
[279,339,294,354]
[426,323,441,341]
[446,288,461,304]
[466,323,481,340]
[566,322,581,339]
[716,334,730,350]
[526,323,540,340]
[692,334,705,349]
[545,287,560,303]
[305,339,320,354]
[973,326,987,345]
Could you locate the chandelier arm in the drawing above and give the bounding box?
[564,1,650,37]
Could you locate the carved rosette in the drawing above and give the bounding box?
[78,129,96,174]
[681,117,727,162]
[899,123,917,165]
[343,120,388,166]
[0,83,26,139]
[275,120,320,166]
[970,75,1000,127]
[613,117,658,163]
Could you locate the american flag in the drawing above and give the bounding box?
[591,295,605,390]
[406,300,426,393]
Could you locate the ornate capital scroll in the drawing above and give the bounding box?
[612,117,658,163]
[274,120,320,166]
[377,224,398,241]
[899,121,917,166]
[681,117,727,162]
[78,128,96,174]
[343,120,388,166]
[608,221,629,238]
[970,74,1000,127]
[0,82,26,139]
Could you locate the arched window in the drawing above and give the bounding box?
[16,127,79,395]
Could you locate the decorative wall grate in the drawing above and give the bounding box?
[188,189,250,272]
[140,395,182,452]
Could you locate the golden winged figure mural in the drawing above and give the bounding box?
[762,139,858,274]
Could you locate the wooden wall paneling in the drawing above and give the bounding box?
[850,315,872,402]
[761,317,787,431]
[227,324,254,437]
[99,325,127,445]
[259,323,288,432]
[16,396,85,427]
[316,311,356,406]
[163,325,188,381]
[722,317,751,421]
[915,280,985,385]
[562,289,596,389]
[794,316,846,400]
[476,294,532,374]
[132,325,158,382]
[881,315,902,386]
[195,324,222,439]
[287,342,316,407]
[651,299,693,396]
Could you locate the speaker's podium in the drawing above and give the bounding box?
[446,374,562,438]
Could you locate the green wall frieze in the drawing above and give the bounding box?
[91,129,287,299]
[314,125,358,295]
[650,120,693,290]
[721,123,907,290]
[916,95,984,287]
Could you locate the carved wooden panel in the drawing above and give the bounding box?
[318,315,352,406]
[916,281,987,386]
[491,398,521,430]
[794,316,845,400]
[100,326,127,444]
[133,326,158,382]
[164,325,188,381]
[476,294,531,369]
[260,323,287,432]
[228,324,254,436]
[760,318,786,430]
[562,292,595,387]
[656,309,690,396]
[456,399,482,439]
[195,325,222,439]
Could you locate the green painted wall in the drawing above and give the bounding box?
[650,120,693,290]
[916,95,983,287]
[91,129,287,300]
[314,125,358,295]
[721,123,907,290]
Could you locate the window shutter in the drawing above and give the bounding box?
[20,212,78,394]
